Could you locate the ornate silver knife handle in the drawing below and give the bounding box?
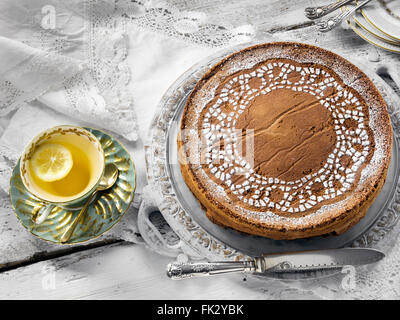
[166,260,256,280]
[305,0,355,20]
[166,258,340,280]
[316,0,373,32]
[166,248,385,280]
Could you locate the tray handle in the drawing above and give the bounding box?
[137,185,184,257]
[376,63,400,94]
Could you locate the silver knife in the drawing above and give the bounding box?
[166,248,384,280]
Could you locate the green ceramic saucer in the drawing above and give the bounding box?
[10,127,136,244]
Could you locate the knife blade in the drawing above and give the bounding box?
[258,248,384,273]
[166,248,384,280]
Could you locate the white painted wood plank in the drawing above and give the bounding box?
[0,191,141,268]
[0,193,62,268]
[0,242,320,299]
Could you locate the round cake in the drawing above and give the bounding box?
[178,42,392,240]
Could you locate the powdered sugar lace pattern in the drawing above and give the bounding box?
[199,60,372,215]
[181,43,392,230]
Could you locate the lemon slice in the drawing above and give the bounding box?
[30,143,73,182]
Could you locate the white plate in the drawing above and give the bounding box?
[353,10,400,44]
[360,0,400,40]
[347,18,400,53]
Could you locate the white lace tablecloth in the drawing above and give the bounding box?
[1,0,400,300]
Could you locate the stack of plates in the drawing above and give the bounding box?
[345,0,400,53]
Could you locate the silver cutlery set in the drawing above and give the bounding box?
[305,0,373,32]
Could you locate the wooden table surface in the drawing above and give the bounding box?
[1,0,399,300]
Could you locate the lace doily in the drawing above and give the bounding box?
[118,0,255,47]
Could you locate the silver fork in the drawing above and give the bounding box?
[305,0,355,20]
[316,0,373,32]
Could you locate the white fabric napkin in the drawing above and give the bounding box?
[0,36,84,116]
[127,29,222,139]
[0,0,139,141]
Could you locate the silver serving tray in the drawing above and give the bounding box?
[144,42,400,260]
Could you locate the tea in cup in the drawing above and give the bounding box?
[19,125,105,223]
